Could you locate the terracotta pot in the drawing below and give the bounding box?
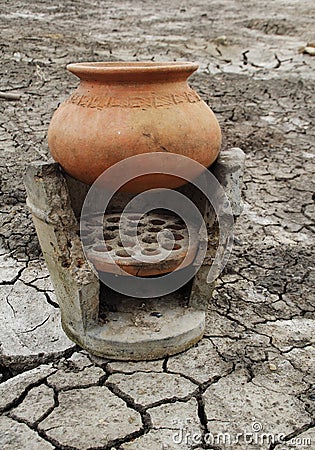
[48,61,221,192]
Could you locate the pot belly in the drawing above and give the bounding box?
[48,99,221,192]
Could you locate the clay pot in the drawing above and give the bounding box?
[48,61,221,192]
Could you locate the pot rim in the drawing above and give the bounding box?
[67,61,199,76]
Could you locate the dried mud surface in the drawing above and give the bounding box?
[0,1,314,449]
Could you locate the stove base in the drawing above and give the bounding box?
[64,294,205,360]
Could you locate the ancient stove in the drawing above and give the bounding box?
[24,148,244,360]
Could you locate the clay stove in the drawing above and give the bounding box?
[24,148,245,360]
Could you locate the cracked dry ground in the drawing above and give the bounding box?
[0,0,314,449]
